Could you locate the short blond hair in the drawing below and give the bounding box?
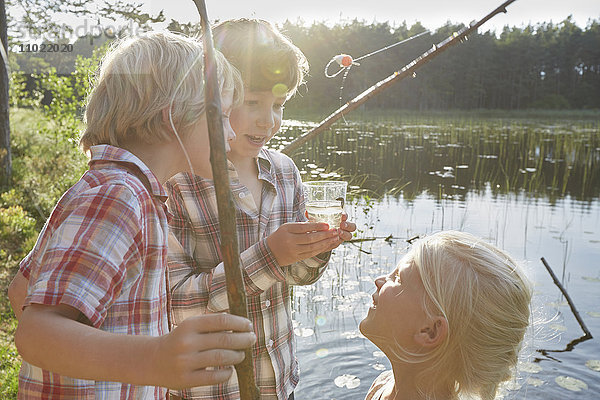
[80,31,243,152]
[393,231,532,400]
[212,19,308,98]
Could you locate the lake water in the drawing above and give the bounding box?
[269,115,600,399]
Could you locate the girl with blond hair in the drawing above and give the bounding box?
[360,230,532,400]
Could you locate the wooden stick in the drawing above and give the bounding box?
[192,1,260,398]
[540,257,593,339]
[282,0,517,155]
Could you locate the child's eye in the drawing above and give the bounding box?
[245,100,259,106]
[392,271,402,284]
[386,270,401,284]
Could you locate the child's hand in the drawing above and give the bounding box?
[267,222,340,266]
[153,313,256,389]
[337,213,357,242]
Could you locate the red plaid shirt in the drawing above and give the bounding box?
[18,145,170,400]
[166,148,330,400]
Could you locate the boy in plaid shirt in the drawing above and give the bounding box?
[166,20,356,400]
[8,31,256,399]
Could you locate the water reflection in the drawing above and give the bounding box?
[270,117,600,400]
[273,119,600,203]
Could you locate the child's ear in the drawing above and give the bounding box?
[414,316,448,348]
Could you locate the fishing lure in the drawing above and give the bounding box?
[325,54,359,78]
[334,54,357,68]
[324,29,431,79]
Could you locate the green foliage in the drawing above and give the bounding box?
[9,72,42,109]
[1,38,108,400]
[0,203,37,262]
[8,0,164,44]
[11,43,108,143]
[13,34,113,75]
[0,106,89,400]
[0,340,19,400]
[8,107,87,222]
[6,44,105,226]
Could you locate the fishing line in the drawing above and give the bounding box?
[169,51,204,178]
[324,30,431,116]
[324,29,431,78]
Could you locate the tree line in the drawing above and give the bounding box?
[10,17,600,113]
[277,17,600,111]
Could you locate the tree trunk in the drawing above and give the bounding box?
[0,0,11,188]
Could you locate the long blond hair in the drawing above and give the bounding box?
[389,231,532,400]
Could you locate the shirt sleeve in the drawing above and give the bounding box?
[19,219,52,279]
[24,184,142,328]
[166,177,288,315]
[282,162,331,285]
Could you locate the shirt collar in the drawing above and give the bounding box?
[256,148,276,188]
[226,149,275,188]
[88,145,168,201]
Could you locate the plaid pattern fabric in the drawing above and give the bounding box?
[18,145,170,400]
[166,148,330,400]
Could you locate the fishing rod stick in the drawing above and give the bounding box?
[192,1,260,398]
[282,0,518,155]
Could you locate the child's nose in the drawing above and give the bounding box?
[374,275,385,289]
[257,109,275,130]
[223,121,236,140]
[227,126,236,142]
[222,121,236,151]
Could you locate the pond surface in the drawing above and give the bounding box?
[269,115,600,399]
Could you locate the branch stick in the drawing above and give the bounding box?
[540,257,592,339]
[192,1,260,398]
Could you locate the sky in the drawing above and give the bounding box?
[7,0,599,45]
[148,0,599,33]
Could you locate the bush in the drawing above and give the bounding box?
[0,343,19,399]
[0,204,37,261]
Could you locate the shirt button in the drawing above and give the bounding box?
[267,339,274,349]
[239,192,246,198]
[264,299,271,308]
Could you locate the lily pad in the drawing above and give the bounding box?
[547,300,568,308]
[337,303,354,311]
[293,327,314,337]
[582,276,600,282]
[585,360,600,372]
[371,363,386,371]
[334,374,361,389]
[555,376,588,392]
[504,380,522,391]
[341,330,364,339]
[550,323,568,332]
[520,362,542,373]
[587,311,600,318]
[526,377,544,387]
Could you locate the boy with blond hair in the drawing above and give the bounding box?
[166,19,356,400]
[8,31,256,398]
